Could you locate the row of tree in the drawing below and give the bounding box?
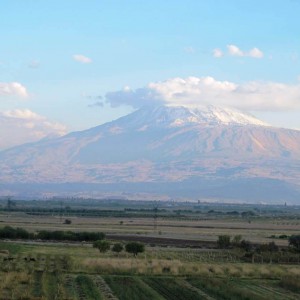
[217,234,300,252]
[0,226,105,242]
[93,240,145,256]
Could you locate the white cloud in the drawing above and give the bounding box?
[105,85,161,108]
[248,47,264,58]
[212,48,223,58]
[227,45,244,57]
[227,44,264,58]
[0,82,29,98]
[105,76,300,111]
[2,109,43,120]
[73,54,92,64]
[0,109,67,150]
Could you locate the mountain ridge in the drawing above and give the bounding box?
[0,104,299,203]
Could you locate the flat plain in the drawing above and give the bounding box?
[0,199,299,299]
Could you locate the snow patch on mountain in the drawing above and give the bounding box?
[114,105,269,131]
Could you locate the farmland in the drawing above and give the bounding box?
[0,198,299,299]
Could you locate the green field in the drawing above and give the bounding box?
[0,199,299,299]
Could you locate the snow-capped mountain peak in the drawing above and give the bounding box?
[114,105,269,130]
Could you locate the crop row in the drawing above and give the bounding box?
[0,272,299,300]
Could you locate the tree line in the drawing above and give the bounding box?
[0,226,105,242]
[217,234,300,253]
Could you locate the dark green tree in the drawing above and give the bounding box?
[112,243,123,255]
[289,235,300,252]
[125,242,145,257]
[232,235,242,246]
[268,241,279,252]
[240,240,252,252]
[93,240,110,253]
[217,235,231,249]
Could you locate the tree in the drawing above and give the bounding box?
[112,243,123,255]
[241,211,255,218]
[232,235,242,246]
[268,241,279,252]
[217,235,231,249]
[93,240,110,253]
[240,240,252,252]
[289,235,300,252]
[125,242,145,257]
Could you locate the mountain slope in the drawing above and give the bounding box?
[0,105,300,203]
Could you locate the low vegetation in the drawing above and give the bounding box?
[0,199,299,299]
[0,225,106,242]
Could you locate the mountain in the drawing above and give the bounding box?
[1,105,300,203]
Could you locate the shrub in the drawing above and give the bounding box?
[268,241,279,252]
[112,243,123,254]
[240,240,252,252]
[217,235,231,249]
[0,226,32,239]
[125,242,145,257]
[93,240,110,253]
[232,235,242,246]
[36,230,105,241]
[289,235,300,252]
[279,234,288,239]
[241,211,255,218]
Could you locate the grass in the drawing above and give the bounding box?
[1,206,300,246]
[279,276,300,293]
[187,277,269,300]
[0,241,30,255]
[43,272,61,299]
[76,274,103,300]
[62,274,79,300]
[31,271,44,298]
[104,276,163,300]
[143,277,203,300]
[0,259,298,299]
[0,204,299,299]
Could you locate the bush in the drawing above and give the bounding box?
[112,243,123,254]
[240,240,252,252]
[36,230,105,242]
[217,235,231,249]
[0,226,33,239]
[93,240,110,253]
[279,234,288,239]
[125,242,145,257]
[268,241,279,252]
[241,211,255,218]
[289,235,300,252]
[232,235,242,246]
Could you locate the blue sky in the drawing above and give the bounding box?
[0,0,300,148]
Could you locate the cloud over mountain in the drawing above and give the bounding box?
[0,109,67,150]
[105,76,300,111]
